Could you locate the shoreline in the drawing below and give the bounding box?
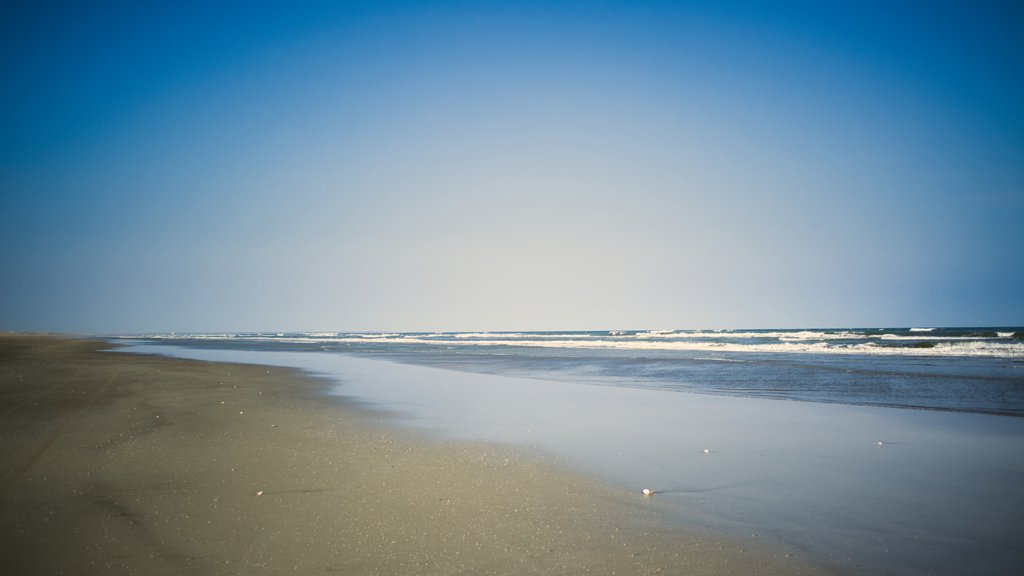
[0,334,826,575]
[108,332,1024,418]
[112,339,1024,576]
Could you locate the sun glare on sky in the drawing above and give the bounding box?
[1,1,1021,333]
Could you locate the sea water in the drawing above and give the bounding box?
[113,328,1024,576]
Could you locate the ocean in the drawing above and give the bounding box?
[113,327,1024,576]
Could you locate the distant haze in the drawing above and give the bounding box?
[2,1,1022,333]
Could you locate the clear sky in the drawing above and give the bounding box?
[1,0,1022,333]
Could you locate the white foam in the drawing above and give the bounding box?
[631,330,862,340]
[121,331,1024,359]
[636,329,677,337]
[452,332,595,339]
[777,331,863,341]
[310,335,1024,358]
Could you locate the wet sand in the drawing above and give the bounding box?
[0,334,829,575]
[120,344,1024,576]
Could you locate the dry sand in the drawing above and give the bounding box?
[0,334,832,575]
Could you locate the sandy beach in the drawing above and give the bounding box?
[0,335,829,575]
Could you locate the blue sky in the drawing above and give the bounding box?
[1,0,1022,333]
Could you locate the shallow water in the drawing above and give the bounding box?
[118,343,1024,576]
[122,330,1024,416]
